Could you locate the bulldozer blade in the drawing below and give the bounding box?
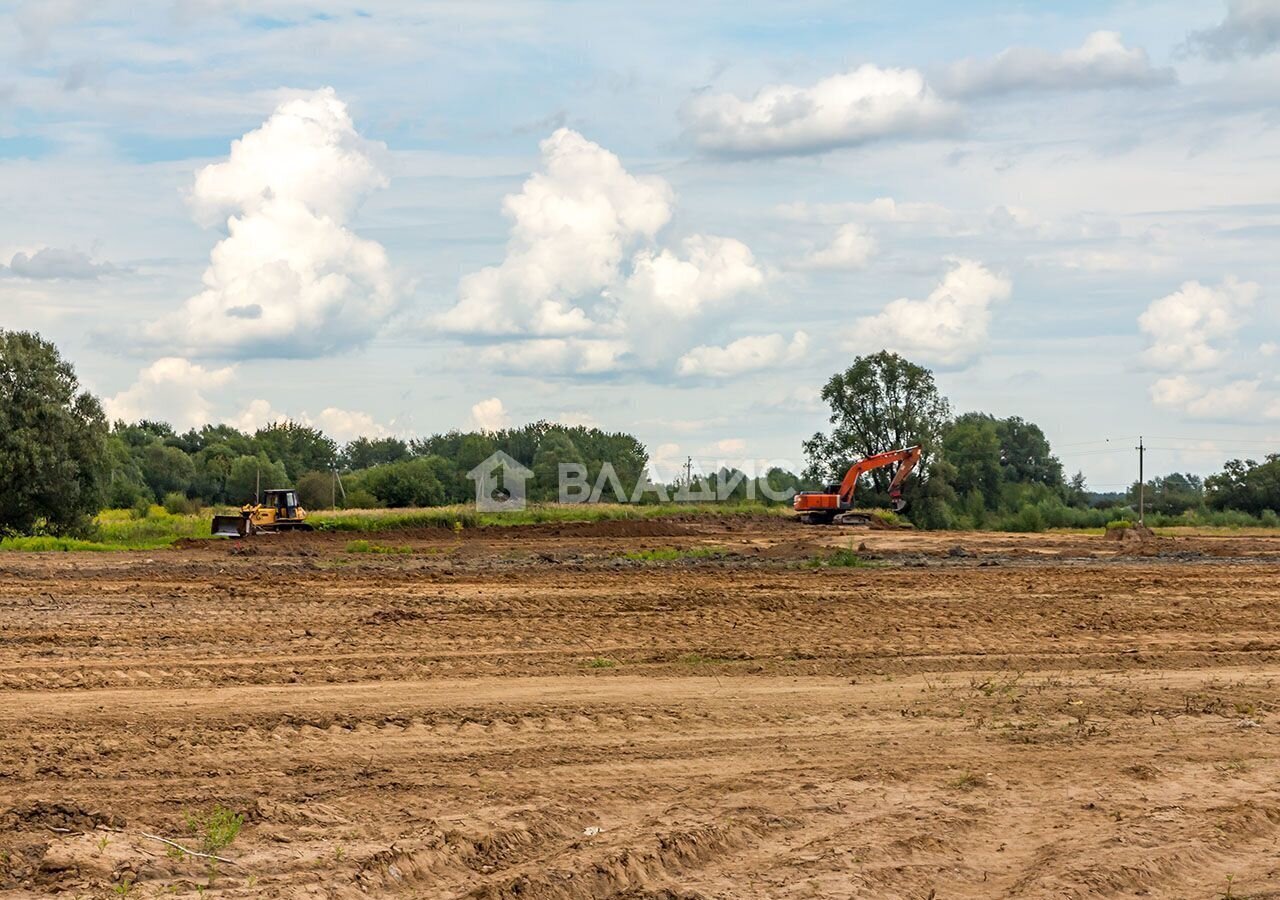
[211,515,248,538]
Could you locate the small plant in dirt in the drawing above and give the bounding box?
[807,546,879,568]
[112,875,134,896]
[947,771,989,792]
[345,540,413,555]
[185,804,244,855]
[622,546,727,562]
[583,657,617,669]
[1105,519,1134,531]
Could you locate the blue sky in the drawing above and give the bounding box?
[1,0,1278,489]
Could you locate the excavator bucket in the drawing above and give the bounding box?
[211,514,248,538]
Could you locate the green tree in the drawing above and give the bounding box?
[341,436,410,471]
[531,432,582,501]
[226,454,289,504]
[360,457,447,507]
[993,416,1063,487]
[941,414,1002,504]
[1206,456,1280,516]
[0,331,109,535]
[296,470,336,510]
[253,421,338,481]
[140,443,195,500]
[802,351,951,493]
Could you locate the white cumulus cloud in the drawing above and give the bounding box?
[942,31,1174,96]
[149,88,398,358]
[1151,376,1280,420]
[1139,277,1259,371]
[469,397,509,432]
[677,331,808,378]
[439,128,673,337]
[799,224,877,269]
[439,128,764,376]
[845,259,1011,366]
[1188,0,1280,59]
[682,64,959,157]
[104,357,234,430]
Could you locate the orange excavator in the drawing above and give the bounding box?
[793,445,922,525]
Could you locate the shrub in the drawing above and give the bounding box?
[162,492,200,515]
[131,496,154,520]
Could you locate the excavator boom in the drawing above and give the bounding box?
[793,445,922,525]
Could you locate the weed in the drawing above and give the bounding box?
[335,846,346,862]
[345,540,413,555]
[583,657,617,669]
[96,834,111,854]
[111,876,134,896]
[622,546,728,562]
[807,546,879,568]
[186,804,244,855]
[947,771,989,791]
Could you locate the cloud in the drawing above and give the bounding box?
[682,64,959,157]
[477,338,627,376]
[439,128,764,376]
[1188,0,1280,59]
[148,87,398,358]
[1139,277,1259,371]
[103,357,234,430]
[941,31,1174,96]
[677,331,808,378]
[438,127,672,337]
[621,235,764,319]
[229,399,390,441]
[845,259,1011,366]
[5,247,114,279]
[469,397,509,432]
[778,197,952,225]
[799,224,876,269]
[1151,376,1280,420]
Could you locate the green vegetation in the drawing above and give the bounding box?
[583,657,618,668]
[345,540,413,554]
[808,546,880,568]
[0,331,109,537]
[186,804,244,855]
[622,545,729,562]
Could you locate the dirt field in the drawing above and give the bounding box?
[2,517,1279,898]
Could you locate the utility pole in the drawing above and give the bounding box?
[1136,436,1145,526]
[684,456,693,487]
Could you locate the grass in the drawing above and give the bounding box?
[345,540,413,554]
[621,546,729,562]
[807,546,880,568]
[0,501,786,552]
[582,657,618,669]
[311,501,788,533]
[947,771,990,792]
[186,804,244,854]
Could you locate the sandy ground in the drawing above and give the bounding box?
[2,517,1279,898]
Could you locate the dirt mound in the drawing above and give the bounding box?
[1105,525,1156,544]
[1,802,123,833]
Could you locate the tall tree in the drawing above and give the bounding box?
[253,421,338,481]
[0,331,109,535]
[803,351,951,492]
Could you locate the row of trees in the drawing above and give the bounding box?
[1,332,1276,536]
[803,351,1280,529]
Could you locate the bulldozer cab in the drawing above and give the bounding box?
[263,489,300,518]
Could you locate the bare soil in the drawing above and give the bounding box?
[2,517,1280,898]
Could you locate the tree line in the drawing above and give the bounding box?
[2,332,1277,537]
[803,351,1280,530]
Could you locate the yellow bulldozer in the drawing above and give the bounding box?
[211,489,313,537]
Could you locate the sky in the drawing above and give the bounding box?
[1,0,1278,490]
